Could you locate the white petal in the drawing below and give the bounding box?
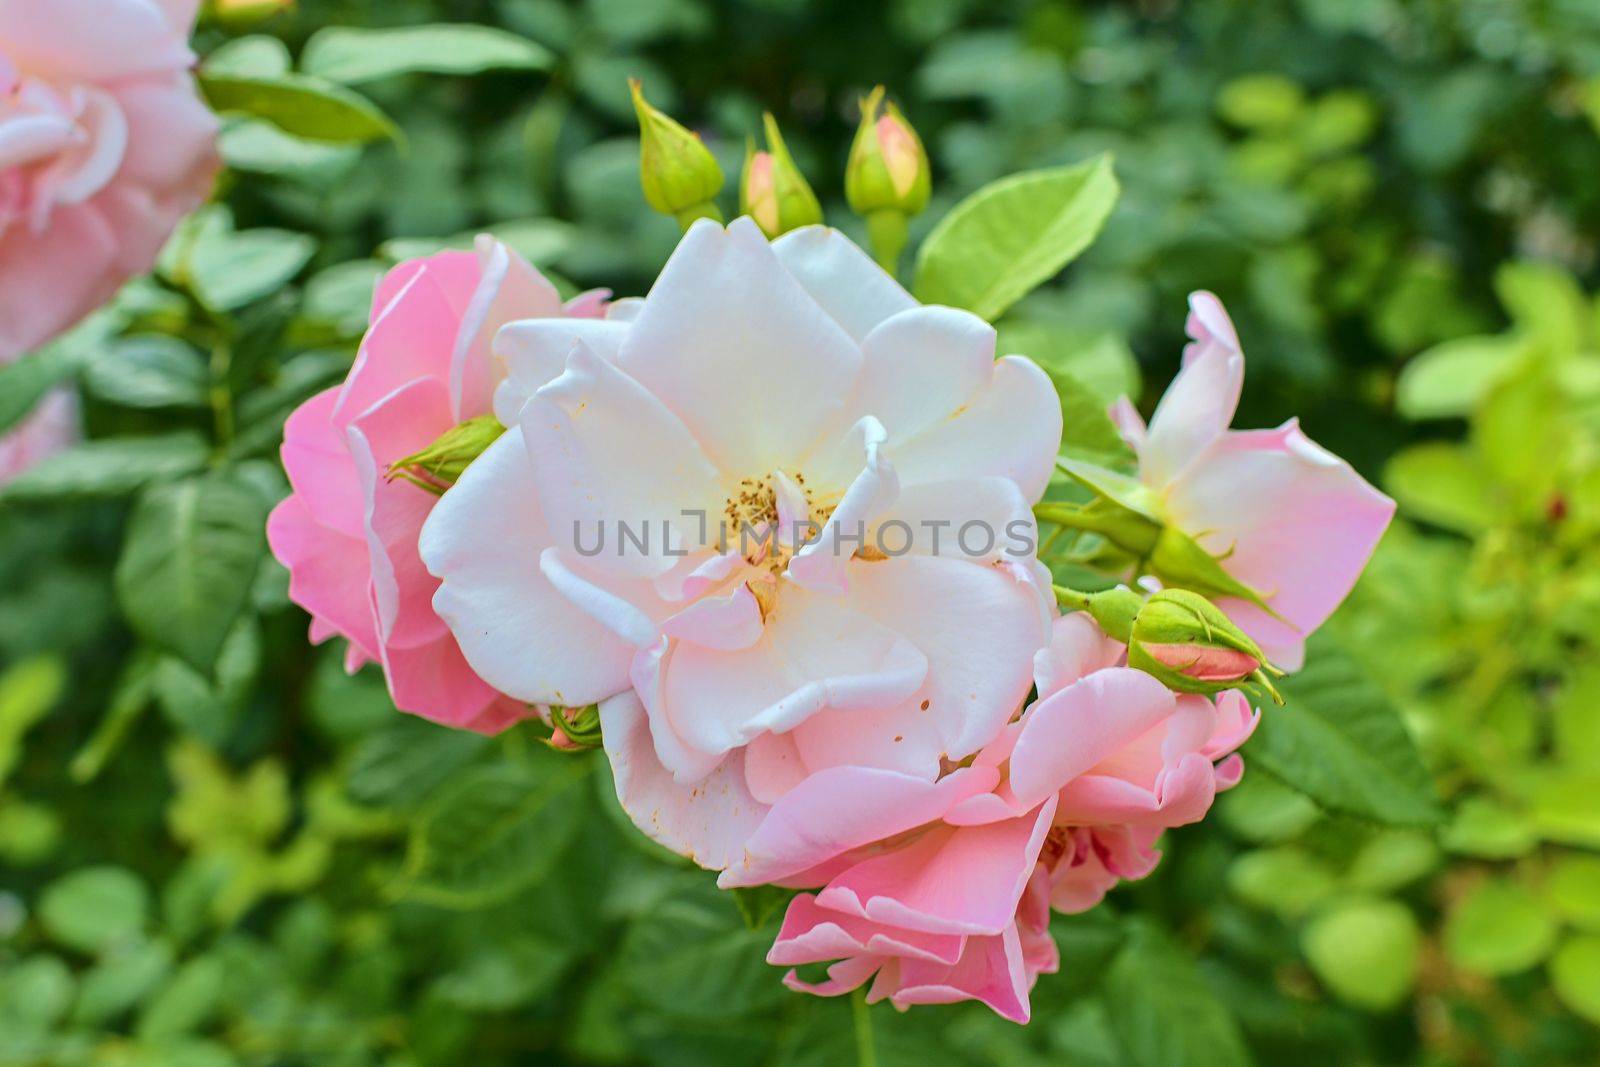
[617,218,861,476]
[788,417,899,594]
[890,356,1063,503]
[491,317,630,424]
[770,225,917,341]
[600,690,767,871]
[419,428,636,706]
[523,340,724,580]
[792,557,1051,777]
[646,582,930,777]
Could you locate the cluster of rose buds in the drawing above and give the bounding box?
[269,177,1392,1018]
[631,80,930,271]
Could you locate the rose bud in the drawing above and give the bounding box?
[387,414,505,495]
[740,113,822,238]
[630,78,725,229]
[845,86,930,270]
[1128,589,1283,702]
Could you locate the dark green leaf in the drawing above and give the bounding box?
[1103,922,1253,1067]
[198,72,398,144]
[84,338,208,410]
[0,433,210,503]
[114,474,268,675]
[1246,631,1444,826]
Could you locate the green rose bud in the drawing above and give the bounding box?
[630,78,725,230]
[740,113,823,239]
[386,414,504,495]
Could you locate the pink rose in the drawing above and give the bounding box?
[725,613,1255,1022]
[267,238,606,733]
[421,219,1061,863]
[0,0,217,360]
[0,387,76,484]
[1111,292,1395,669]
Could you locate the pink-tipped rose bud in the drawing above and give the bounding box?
[845,86,930,271]
[1127,589,1282,702]
[739,113,821,239]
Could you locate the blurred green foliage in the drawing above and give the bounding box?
[4,0,1600,1063]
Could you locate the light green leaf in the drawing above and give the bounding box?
[0,656,65,789]
[1216,73,1305,130]
[198,72,398,145]
[1247,631,1443,826]
[302,24,554,84]
[1444,878,1559,976]
[217,117,360,186]
[84,338,208,411]
[1344,831,1439,893]
[0,433,210,503]
[1103,922,1252,1067]
[203,35,291,78]
[39,867,150,955]
[399,756,588,908]
[914,155,1119,322]
[1228,847,1337,919]
[0,956,74,1029]
[1545,854,1600,932]
[1054,370,1136,467]
[1383,443,1497,533]
[114,474,269,675]
[1440,796,1537,858]
[1551,935,1600,1025]
[1302,897,1420,1011]
[135,955,225,1040]
[995,321,1141,404]
[1395,335,1521,420]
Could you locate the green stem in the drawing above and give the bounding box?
[865,209,908,275]
[674,200,725,231]
[852,987,877,1067]
[209,341,234,449]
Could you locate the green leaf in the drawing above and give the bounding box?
[72,940,174,1025]
[344,716,490,809]
[164,212,317,312]
[1246,631,1443,826]
[1440,795,1537,858]
[913,155,1119,322]
[197,72,398,145]
[430,937,569,1011]
[1551,935,1600,1025]
[1054,369,1136,467]
[0,345,82,436]
[1383,443,1496,533]
[1301,897,1420,1011]
[995,322,1141,404]
[39,867,150,954]
[1344,831,1439,893]
[1443,878,1559,976]
[618,888,788,1020]
[399,756,588,908]
[114,474,269,675]
[203,34,291,78]
[301,24,554,84]
[1227,847,1336,919]
[1395,335,1521,420]
[1102,922,1252,1067]
[84,338,208,411]
[0,433,210,503]
[1545,854,1600,932]
[0,956,75,1029]
[0,656,65,788]
[135,955,225,1040]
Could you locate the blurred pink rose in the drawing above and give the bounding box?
[0,387,76,484]
[1111,292,1395,669]
[423,219,1060,865]
[0,0,218,360]
[268,239,606,733]
[725,613,1255,1022]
